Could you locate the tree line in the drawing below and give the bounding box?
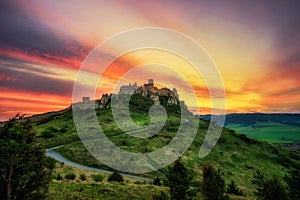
[163,159,300,200]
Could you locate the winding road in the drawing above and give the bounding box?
[46,146,153,182]
[46,118,191,182]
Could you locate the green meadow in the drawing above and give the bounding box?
[227,122,300,143]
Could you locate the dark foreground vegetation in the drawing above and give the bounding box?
[0,115,52,200]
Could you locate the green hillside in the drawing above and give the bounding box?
[33,94,300,199]
[201,114,300,144]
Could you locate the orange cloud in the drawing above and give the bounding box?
[0,88,71,121]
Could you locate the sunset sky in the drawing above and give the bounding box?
[1,0,300,121]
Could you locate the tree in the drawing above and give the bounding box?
[227,180,243,196]
[153,176,162,186]
[284,169,300,200]
[201,162,228,200]
[0,116,51,200]
[108,171,123,182]
[167,159,189,200]
[261,176,288,200]
[252,169,265,198]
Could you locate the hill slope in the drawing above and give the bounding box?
[33,93,300,198]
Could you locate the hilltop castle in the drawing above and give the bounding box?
[119,82,139,95]
[73,79,185,109]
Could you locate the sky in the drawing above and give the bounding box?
[0,0,300,121]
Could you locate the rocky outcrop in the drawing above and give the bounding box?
[134,84,179,106]
[97,94,111,109]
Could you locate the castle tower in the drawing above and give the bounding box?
[172,88,179,99]
[82,97,90,103]
[148,79,154,86]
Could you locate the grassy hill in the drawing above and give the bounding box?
[201,114,300,144]
[32,94,300,199]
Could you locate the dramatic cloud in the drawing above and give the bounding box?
[0,1,91,69]
[0,58,74,96]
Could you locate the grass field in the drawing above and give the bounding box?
[227,122,300,143]
[46,162,169,200]
[201,114,300,144]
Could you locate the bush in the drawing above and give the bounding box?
[49,126,58,132]
[167,159,190,200]
[41,130,54,138]
[201,162,228,200]
[261,177,288,200]
[44,157,56,170]
[153,176,161,186]
[65,173,76,180]
[284,169,300,200]
[91,174,104,182]
[153,191,169,200]
[227,180,243,195]
[108,171,123,182]
[57,173,62,180]
[60,127,67,133]
[252,169,265,198]
[80,174,87,181]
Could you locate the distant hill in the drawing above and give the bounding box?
[200,113,300,144]
[201,113,300,127]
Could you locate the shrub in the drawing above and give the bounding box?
[65,173,76,180]
[57,173,62,180]
[167,159,190,200]
[41,130,54,138]
[261,177,288,200]
[153,191,169,200]
[49,126,58,132]
[284,169,300,200]
[252,169,265,198]
[201,162,228,200]
[153,176,161,186]
[60,127,67,133]
[80,174,87,181]
[44,157,56,170]
[227,180,243,196]
[134,181,142,185]
[108,171,123,182]
[91,174,104,182]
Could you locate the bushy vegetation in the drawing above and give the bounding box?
[153,176,161,186]
[56,173,63,180]
[65,173,76,180]
[91,174,104,182]
[167,159,190,200]
[251,169,300,200]
[79,174,87,181]
[201,162,228,200]
[226,180,243,196]
[261,177,288,200]
[0,116,52,200]
[284,169,300,200]
[108,171,123,182]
